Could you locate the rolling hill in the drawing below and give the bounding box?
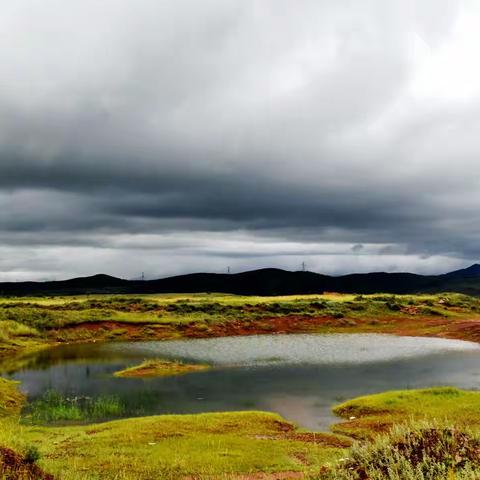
[1,264,480,297]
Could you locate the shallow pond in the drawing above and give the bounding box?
[2,333,480,429]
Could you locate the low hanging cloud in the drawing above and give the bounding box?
[1,0,479,281]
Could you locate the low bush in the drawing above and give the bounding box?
[24,445,41,464]
[325,422,480,480]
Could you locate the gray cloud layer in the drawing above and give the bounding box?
[1,0,479,280]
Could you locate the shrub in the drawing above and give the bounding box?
[24,445,41,464]
[325,422,480,480]
[386,302,401,311]
[421,307,442,316]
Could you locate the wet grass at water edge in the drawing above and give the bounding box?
[21,389,125,424]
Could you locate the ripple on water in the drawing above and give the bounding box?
[5,333,480,430]
[102,333,480,366]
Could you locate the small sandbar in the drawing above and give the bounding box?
[113,359,210,378]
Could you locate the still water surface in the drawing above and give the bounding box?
[2,334,480,429]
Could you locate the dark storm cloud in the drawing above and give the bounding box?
[1,0,479,280]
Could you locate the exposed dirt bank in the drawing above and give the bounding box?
[50,313,480,345]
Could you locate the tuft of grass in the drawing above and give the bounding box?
[24,444,41,464]
[0,377,25,417]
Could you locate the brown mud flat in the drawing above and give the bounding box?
[0,446,54,480]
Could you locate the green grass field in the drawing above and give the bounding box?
[2,377,480,479]
[0,378,346,479]
[1,291,480,359]
[2,292,480,478]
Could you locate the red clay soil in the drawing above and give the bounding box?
[0,446,54,480]
[48,312,480,355]
[443,320,480,342]
[56,315,352,341]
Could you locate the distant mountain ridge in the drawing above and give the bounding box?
[2,264,480,297]
[442,263,480,279]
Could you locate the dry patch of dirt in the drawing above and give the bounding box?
[47,313,480,354]
[445,320,480,342]
[0,446,54,480]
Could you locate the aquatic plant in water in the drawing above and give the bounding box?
[22,389,125,424]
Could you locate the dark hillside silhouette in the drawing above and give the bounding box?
[2,265,480,297]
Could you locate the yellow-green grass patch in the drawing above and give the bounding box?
[0,377,25,417]
[0,411,345,480]
[333,387,480,439]
[114,358,210,378]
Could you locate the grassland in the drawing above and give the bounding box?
[333,387,480,439]
[2,379,480,479]
[2,292,480,478]
[1,291,480,360]
[0,378,348,479]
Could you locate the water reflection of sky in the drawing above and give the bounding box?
[3,334,480,430]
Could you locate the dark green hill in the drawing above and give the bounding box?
[1,264,480,297]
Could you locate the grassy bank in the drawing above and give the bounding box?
[332,387,480,439]
[2,396,348,479]
[1,292,480,359]
[3,381,480,478]
[0,377,24,417]
[327,388,480,480]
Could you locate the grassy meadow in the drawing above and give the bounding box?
[1,291,480,359]
[2,378,480,479]
[2,292,480,478]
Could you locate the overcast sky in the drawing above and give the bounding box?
[1,0,480,281]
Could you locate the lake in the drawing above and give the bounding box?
[2,333,480,430]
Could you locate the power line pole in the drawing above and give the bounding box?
[227,266,231,274]
[141,272,145,281]
[302,261,306,272]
